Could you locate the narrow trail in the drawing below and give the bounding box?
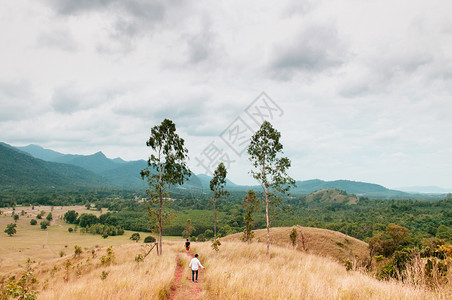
[169,252,203,300]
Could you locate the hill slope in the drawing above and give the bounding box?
[305,189,359,204]
[0,143,106,188]
[221,226,369,263]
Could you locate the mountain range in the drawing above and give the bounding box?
[1,142,450,197]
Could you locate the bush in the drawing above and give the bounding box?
[68,227,73,233]
[40,221,50,230]
[30,219,37,225]
[144,236,156,243]
[130,233,140,242]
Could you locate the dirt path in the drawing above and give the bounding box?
[169,252,203,300]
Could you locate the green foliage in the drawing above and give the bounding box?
[40,220,50,230]
[86,224,124,237]
[211,239,221,252]
[210,162,229,239]
[4,223,17,236]
[74,245,82,257]
[242,190,260,243]
[140,119,191,255]
[144,236,156,243]
[13,214,19,222]
[46,212,52,221]
[248,121,295,255]
[30,219,37,226]
[130,233,141,242]
[63,210,78,224]
[1,271,38,300]
[134,254,144,263]
[436,225,452,240]
[68,227,73,233]
[78,213,99,228]
[290,227,297,248]
[100,271,110,280]
[182,219,195,239]
[100,246,115,266]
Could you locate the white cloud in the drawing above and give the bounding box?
[0,0,452,188]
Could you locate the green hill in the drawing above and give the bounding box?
[0,143,106,188]
[305,189,359,204]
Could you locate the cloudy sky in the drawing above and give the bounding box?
[1,0,451,189]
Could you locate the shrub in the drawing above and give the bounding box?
[68,227,73,233]
[144,236,156,243]
[74,245,82,257]
[40,221,50,230]
[130,233,140,243]
[30,219,37,226]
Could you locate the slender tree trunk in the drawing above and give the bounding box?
[158,154,163,256]
[265,186,270,256]
[214,198,217,240]
[158,188,162,256]
[262,158,270,256]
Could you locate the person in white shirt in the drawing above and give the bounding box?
[189,254,205,282]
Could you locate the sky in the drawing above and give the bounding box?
[1,0,451,189]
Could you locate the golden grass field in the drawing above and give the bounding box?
[1,206,451,299]
[221,226,369,264]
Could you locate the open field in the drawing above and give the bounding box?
[0,206,163,271]
[1,206,451,299]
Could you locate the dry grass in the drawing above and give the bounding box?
[3,242,183,300]
[222,226,369,263]
[0,206,138,271]
[193,242,448,299]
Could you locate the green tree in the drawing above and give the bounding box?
[210,162,229,240]
[30,219,37,225]
[63,210,79,224]
[248,121,295,255]
[78,213,98,228]
[130,232,141,243]
[182,219,195,239]
[40,221,50,230]
[4,223,17,236]
[46,212,53,222]
[13,214,19,222]
[140,119,191,256]
[290,227,297,249]
[436,225,452,240]
[242,190,260,243]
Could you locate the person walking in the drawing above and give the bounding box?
[189,254,205,283]
[185,239,190,251]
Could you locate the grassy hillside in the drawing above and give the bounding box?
[222,226,369,263]
[2,240,448,299]
[305,188,359,204]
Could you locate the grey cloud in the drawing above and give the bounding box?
[0,80,38,121]
[51,84,121,114]
[185,19,217,65]
[269,25,347,80]
[340,50,435,98]
[36,29,78,52]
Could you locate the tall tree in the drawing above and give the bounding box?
[242,190,260,243]
[210,162,228,240]
[141,119,191,255]
[248,121,295,255]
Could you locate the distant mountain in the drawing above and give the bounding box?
[12,143,208,191]
[289,179,407,197]
[196,174,238,190]
[6,143,435,198]
[0,143,107,188]
[16,144,65,161]
[396,186,452,194]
